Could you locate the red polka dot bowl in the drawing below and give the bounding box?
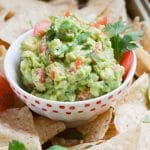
[4,30,136,127]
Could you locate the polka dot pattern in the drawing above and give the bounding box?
[59,106,65,109]
[9,79,131,120]
[84,104,90,107]
[46,104,52,107]
[35,100,40,104]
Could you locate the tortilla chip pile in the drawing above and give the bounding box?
[0,0,150,149]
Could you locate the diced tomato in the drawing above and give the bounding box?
[120,51,133,80]
[75,57,83,69]
[38,36,47,53]
[91,16,107,28]
[0,75,15,112]
[97,16,107,26]
[51,71,55,80]
[33,20,51,37]
[64,10,71,17]
[36,69,46,83]
[38,44,47,53]
[90,22,100,28]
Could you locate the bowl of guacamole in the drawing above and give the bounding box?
[4,13,138,123]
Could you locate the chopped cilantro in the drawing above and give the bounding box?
[105,20,143,60]
[8,140,26,150]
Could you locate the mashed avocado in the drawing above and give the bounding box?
[20,15,124,101]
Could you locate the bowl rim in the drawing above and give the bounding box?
[4,29,137,105]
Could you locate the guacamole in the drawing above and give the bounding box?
[20,15,124,101]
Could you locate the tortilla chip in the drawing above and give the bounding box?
[51,137,82,147]
[4,10,15,21]
[98,0,127,23]
[114,73,150,133]
[140,22,150,52]
[87,127,140,150]
[0,45,6,76]
[34,116,66,144]
[75,0,112,20]
[76,0,127,23]
[69,139,104,150]
[103,122,118,140]
[51,128,83,147]
[0,45,6,57]
[70,122,150,150]
[0,39,10,48]
[77,108,113,142]
[0,135,10,147]
[0,107,41,150]
[135,46,150,76]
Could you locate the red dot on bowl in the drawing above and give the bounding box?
[108,95,113,99]
[96,100,101,104]
[101,104,106,107]
[31,104,35,107]
[53,110,58,113]
[47,104,52,107]
[69,106,75,110]
[59,105,65,109]
[23,95,28,99]
[90,108,96,111]
[42,108,47,111]
[78,110,83,113]
[85,104,90,107]
[17,91,20,95]
[12,86,15,91]
[66,112,71,115]
[117,90,122,95]
[35,100,40,104]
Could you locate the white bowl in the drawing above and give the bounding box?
[4,30,136,126]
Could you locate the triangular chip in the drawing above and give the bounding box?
[76,0,127,23]
[87,127,140,150]
[57,122,150,150]
[0,107,41,150]
[70,126,140,150]
[34,116,66,144]
[135,46,150,76]
[140,21,150,52]
[114,73,150,133]
[77,108,113,142]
